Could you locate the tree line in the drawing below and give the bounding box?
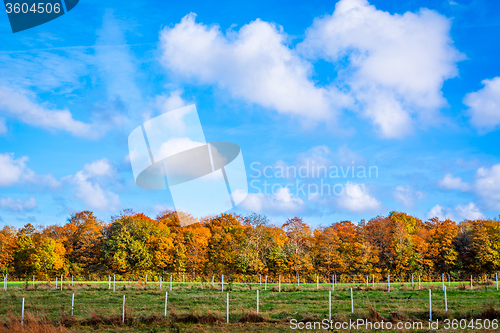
[0,210,499,282]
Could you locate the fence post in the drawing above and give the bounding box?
[33,275,35,287]
[316,275,319,290]
[109,275,111,290]
[485,274,487,284]
[297,274,299,286]
[256,290,259,314]
[372,274,374,288]
[71,293,74,316]
[279,275,281,292]
[21,297,24,325]
[72,275,73,286]
[496,273,498,291]
[226,293,229,323]
[419,275,421,290]
[146,274,147,284]
[332,275,334,291]
[222,274,224,292]
[328,290,331,320]
[444,286,447,312]
[122,295,126,323]
[366,275,368,287]
[471,275,473,290]
[164,292,168,317]
[260,274,262,286]
[448,274,450,287]
[388,275,390,292]
[61,274,63,291]
[442,273,444,290]
[160,276,162,289]
[265,276,267,291]
[113,275,115,292]
[56,277,58,289]
[212,275,214,287]
[350,288,353,313]
[183,274,185,284]
[170,275,173,291]
[429,289,432,321]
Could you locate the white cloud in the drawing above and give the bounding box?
[0,86,98,138]
[64,158,120,212]
[298,0,463,138]
[337,182,381,212]
[159,13,350,120]
[394,185,423,208]
[240,187,305,215]
[0,197,37,213]
[438,173,470,191]
[463,77,500,132]
[474,164,500,210]
[427,202,484,221]
[0,153,59,188]
[155,90,187,114]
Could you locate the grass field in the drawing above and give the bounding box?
[0,279,499,332]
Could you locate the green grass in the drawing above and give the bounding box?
[0,280,499,332]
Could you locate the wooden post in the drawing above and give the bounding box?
[21,298,24,325]
[164,292,168,317]
[256,290,259,314]
[328,290,331,320]
[226,293,229,323]
[429,289,432,321]
[350,288,353,313]
[122,295,126,323]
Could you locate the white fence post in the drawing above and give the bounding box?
[113,275,115,292]
[170,275,173,291]
[260,274,262,286]
[71,293,74,316]
[226,293,229,323]
[265,276,267,291]
[56,277,58,289]
[444,286,447,312]
[388,275,390,292]
[429,289,432,321]
[212,275,214,287]
[316,275,319,290]
[279,275,281,292]
[496,273,498,291]
[442,273,444,290]
[222,274,224,292]
[297,274,299,286]
[61,274,63,291]
[372,274,374,288]
[183,274,185,284]
[33,275,35,287]
[332,275,334,291]
[122,295,126,323]
[256,290,259,314]
[412,274,413,287]
[419,275,421,290]
[72,275,73,286]
[160,276,162,289]
[366,275,368,287]
[328,290,331,320]
[350,288,353,313]
[471,275,473,290]
[108,275,111,290]
[164,292,168,317]
[146,274,147,284]
[21,297,24,325]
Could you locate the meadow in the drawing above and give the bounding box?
[0,278,499,332]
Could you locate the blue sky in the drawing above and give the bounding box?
[1,0,499,228]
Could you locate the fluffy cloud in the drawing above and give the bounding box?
[0,197,37,213]
[0,153,59,188]
[463,77,500,132]
[298,0,462,138]
[438,173,470,191]
[336,182,381,212]
[159,13,349,120]
[427,202,484,221]
[240,187,305,215]
[64,158,120,212]
[0,86,98,138]
[394,185,423,208]
[0,118,6,135]
[474,164,500,210]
